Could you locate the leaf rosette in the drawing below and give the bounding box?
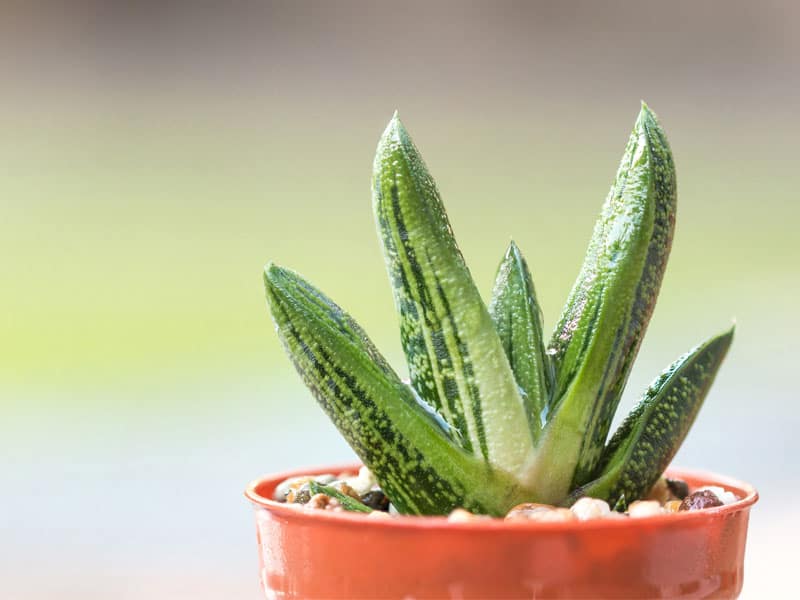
[263,104,733,515]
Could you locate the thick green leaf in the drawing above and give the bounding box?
[532,103,677,502]
[488,241,553,437]
[566,326,734,508]
[264,263,535,515]
[372,114,535,477]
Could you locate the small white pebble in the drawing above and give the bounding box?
[367,510,393,519]
[571,497,611,520]
[274,474,336,502]
[346,466,377,496]
[274,476,312,501]
[628,500,663,518]
[530,508,576,523]
[447,508,477,523]
[697,486,738,505]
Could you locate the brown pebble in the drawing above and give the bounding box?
[664,500,682,513]
[505,503,556,521]
[666,478,690,500]
[646,477,672,504]
[679,490,723,511]
[306,493,332,510]
[331,481,361,500]
[304,493,343,511]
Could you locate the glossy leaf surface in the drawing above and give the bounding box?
[372,114,535,477]
[568,327,734,508]
[264,264,534,515]
[534,103,677,501]
[489,240,553,437]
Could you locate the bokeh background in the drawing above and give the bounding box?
[2,1,798,597]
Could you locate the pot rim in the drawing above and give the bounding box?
[245,463,758,531]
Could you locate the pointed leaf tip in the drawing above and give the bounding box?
[489,240,552,436]
[716,324,735,351]
[639,100,654,116]
[263,262,291,290]
[263,262,278,294]
[383,110,406,141]
[540,101,677,499]
[261,265,534,516]
[372,110,535,476]
[636,101,664,131]
[572,326,735,506]
[376,113,410,162]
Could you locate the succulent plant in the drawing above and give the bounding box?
[263,103,733,516]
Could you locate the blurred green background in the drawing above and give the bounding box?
[2,1,798,597]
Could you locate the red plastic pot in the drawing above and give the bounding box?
[245,464,757,599]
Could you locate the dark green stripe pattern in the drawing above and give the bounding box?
[372,114,536,478]
[261,104,732,513]
[264,264,535,515]
[573,104,678,486]
[488,241,553,439]
[533,103,677,502]
[566,326,734,508]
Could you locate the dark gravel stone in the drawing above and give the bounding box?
[291,483,313,504]
[679,489,723,511]
[361,490,391,511]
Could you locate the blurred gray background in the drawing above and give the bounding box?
[1,1,798,597]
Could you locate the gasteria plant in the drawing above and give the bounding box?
[263,103,733,516]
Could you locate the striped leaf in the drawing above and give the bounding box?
[264,263,535,515]
[488,241,553,437]
[566,327,734,508]
[372,114,536,477]
[531,103,677,502]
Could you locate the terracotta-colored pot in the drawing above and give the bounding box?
[245,464,757,599]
